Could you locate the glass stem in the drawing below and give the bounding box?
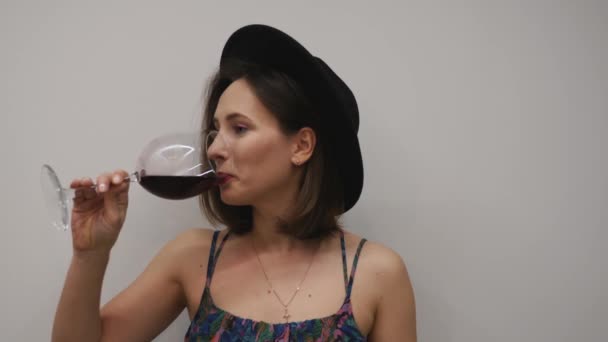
[63,171,140,192]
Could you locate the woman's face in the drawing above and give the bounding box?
[207,78,299,207]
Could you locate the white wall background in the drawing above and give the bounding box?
[1,1,606,341]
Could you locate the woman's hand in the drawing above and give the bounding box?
[69,170,130,255]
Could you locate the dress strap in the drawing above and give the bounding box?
[346,237,367,299]
[205,230,231,288]
[340,230,368,297]
[340,230,348,291]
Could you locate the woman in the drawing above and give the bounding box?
[52,24,416,341]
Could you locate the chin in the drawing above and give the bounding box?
[219,189,251,206]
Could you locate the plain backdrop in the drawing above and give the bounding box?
[1,1,606,341]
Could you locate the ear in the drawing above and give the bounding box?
[291,127,316,166]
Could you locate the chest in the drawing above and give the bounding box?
[181,247,376,336]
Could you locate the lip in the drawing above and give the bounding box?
[217,172,234,185]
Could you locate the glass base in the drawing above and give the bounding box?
[40,164,70,231]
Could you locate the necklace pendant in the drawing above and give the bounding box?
[283,309,290,322]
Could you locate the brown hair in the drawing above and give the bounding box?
[198,59,345,240]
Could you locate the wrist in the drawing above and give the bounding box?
[72,249,111,265]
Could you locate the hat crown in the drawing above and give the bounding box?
[312,57,359,133]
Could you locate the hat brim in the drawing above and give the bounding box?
[220,24,363,213]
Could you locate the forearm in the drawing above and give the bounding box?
[52,252,110,342]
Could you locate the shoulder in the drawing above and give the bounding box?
[156,228,225,274]
[164,227,224,252]
[360,238,416,340]
[342,230,408,275]
[342,230,412,299]
[363,241,408,279]
[170,227,216,247]
[340,231,415,336]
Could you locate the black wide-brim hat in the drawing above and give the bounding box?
[220,24,363,213]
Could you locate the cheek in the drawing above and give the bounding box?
[233,136,292,185]
[220,137,291,205]
[241,140,286,172]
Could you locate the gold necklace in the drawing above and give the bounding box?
[251,238,319,322]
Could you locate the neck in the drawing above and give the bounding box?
[248,169,319,253]
[250,206,317,254]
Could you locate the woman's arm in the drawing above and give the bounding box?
[52,228,207,342]
[368,247,417,341]
[98,229,209,341]
[52,250,110,342]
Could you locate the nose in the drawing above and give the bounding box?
[205,130,229,165]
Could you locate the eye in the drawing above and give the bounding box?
[233,125,248,135]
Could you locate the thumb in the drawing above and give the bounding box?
[103,172,130,226]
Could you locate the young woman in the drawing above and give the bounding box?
[52,24,416,341]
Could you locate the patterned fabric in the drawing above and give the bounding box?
[185,230,368,342]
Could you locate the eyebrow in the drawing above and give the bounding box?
[213,112,249,128]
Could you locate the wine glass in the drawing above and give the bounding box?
[41,130,228,231]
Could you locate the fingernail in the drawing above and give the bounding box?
[99,184,107,192]
[113,175,121,183]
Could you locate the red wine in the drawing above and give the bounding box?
[139,175,219,200]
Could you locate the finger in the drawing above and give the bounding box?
[104,176,130,226]
[107,179,130,207]
[108,170,130,197]
[96,173,112,193]
[71,177,87,189]
[108,179,129,193]
[81,177,94,188]
[70,177,94,189]
[73,187,98,205]
[110,169,129,185]
[73,188,85,200]
[83,187,98,200]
